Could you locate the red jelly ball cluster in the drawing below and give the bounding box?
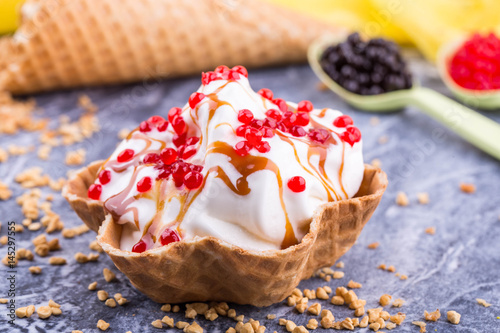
[201,65,249,86]
[132,227,181,253]
[333,115,361,147]
[449,32,500,90]
[139,115,169,133]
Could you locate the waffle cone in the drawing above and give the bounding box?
[0,0,341,94]
[64,163,387,306]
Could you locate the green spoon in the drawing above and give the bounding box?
[308,34,500,161]
[437,35,500,110]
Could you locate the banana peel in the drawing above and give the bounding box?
[0,0,24,35]
[264,0,500,62]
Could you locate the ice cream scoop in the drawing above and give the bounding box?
[90,66,365,252]
[308,34,500,161]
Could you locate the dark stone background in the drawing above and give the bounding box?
[1,57,499,332]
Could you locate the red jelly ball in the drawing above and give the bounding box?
[168,107,182,123]
[184,171,203,189]
[189,92,206,109]
[87,184,102,200]
[173,133,187,147]
[182,146,197,159]
[266,109,282,121]
[245,127,263,146]
[157,120,169,132]
[139,121,151,132]
[137,176,153,193]
[287,176,306,192]
[234,141,252,156]
[261,127,275,138]
[258,88,273,100]
[160,228,180,246]
[132,239,147,253]
[186,136,200,145]
[172,116,186,135]
[308,128,331,144]
[290,125,307,137]
[160,148,177,165]
[232,65,248,77]
[236,125,247,137]
[273,98,288,112]
[117,149,134,163]
[282,111,297,127]
[340,126,362,146]
[237,109,254,124]
[143,153,160,164]
[215,65,229,74]
[333,115,354,128]
[148,115,164,123]
[295,112,310,126]
[255,141,271,153]
[98,169,111,185]
[297,100,313,112]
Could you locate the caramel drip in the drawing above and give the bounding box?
[105,166,143,226]
[275,132,335,202]
[338,141,348,199]
[207,141,298,249]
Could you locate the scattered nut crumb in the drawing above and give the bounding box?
[103,268,116,282]
[425,227,436,235]
[97,290,109,301]
[476,298,491,307]
[48,257,66,265]
[65,149,86,166]
[392,299,404,307]
[0,181,12,200]
[37,306,52,319]
[105,298,117,308]
[460,183,476,194]
[306,318,318,330]
[396,192,409,206]
[371,159,382,169]
[417,192,429,204]
[88,281,97,291]
[368,242,380,249]
[387,265,396,273]
[29,266,42,274]
[378,135,389,144]
[424,309,441,321]
[118,128,131,139]
[267,314,276,320]
[97,319,110,331]
[447,310,461,324]
[347,280,362,289]
[379,294,392,306]
[412,321,426,333]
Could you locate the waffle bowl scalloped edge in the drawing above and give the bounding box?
[63,162,387,306]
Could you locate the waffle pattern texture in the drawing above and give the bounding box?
[0,0,338,94]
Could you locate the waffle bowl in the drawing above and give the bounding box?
[63,163,387,306]
[0,0,341,94]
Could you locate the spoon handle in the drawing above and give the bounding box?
[407,87,500,160]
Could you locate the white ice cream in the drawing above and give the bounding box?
[94,68,364,251]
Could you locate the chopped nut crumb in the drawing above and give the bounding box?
[89,240,103,253]
[371,158,382,169]
[88,281,97,291]
[425,227,436,235]
[118,128,131,140]
[285,320,297,332]
[184,321,203,333]
[333,271,344,279]
[0,181,12,200]
[400,274,408,280]
[390,312,406,325]
[359,316,369,328]
[417,192,429,204]
[0,299,7,304]
[306,318,318,330]
[387,265,396,273]
[368,242,380,249]
[97,290,109,301]
[267,314,276,320]
[336,261,345,268]
[48,257,66,265]
[78,94,98,113]
[37,145,52,160]
[447,310,461,324]
[379,294,392,306]
[97,319,110,331]
[476,298,491,307]
[396,192,409,206]
[161,304,172,312]
[331,295,344,306]
[412,321,427,333]
[105,299,117,308]
[378,135,389,144]
[292,326,308,333]
[307,303,321,315]
[347,280,362,289]
[162,315,174,327]
[460,182,476,193]
[316,287,329,300]
[29,266,42,274]
[37,306,52,319]
[103,268,116,282]
[392,299,404,307]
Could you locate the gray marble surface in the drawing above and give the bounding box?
[1,61,499,333]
